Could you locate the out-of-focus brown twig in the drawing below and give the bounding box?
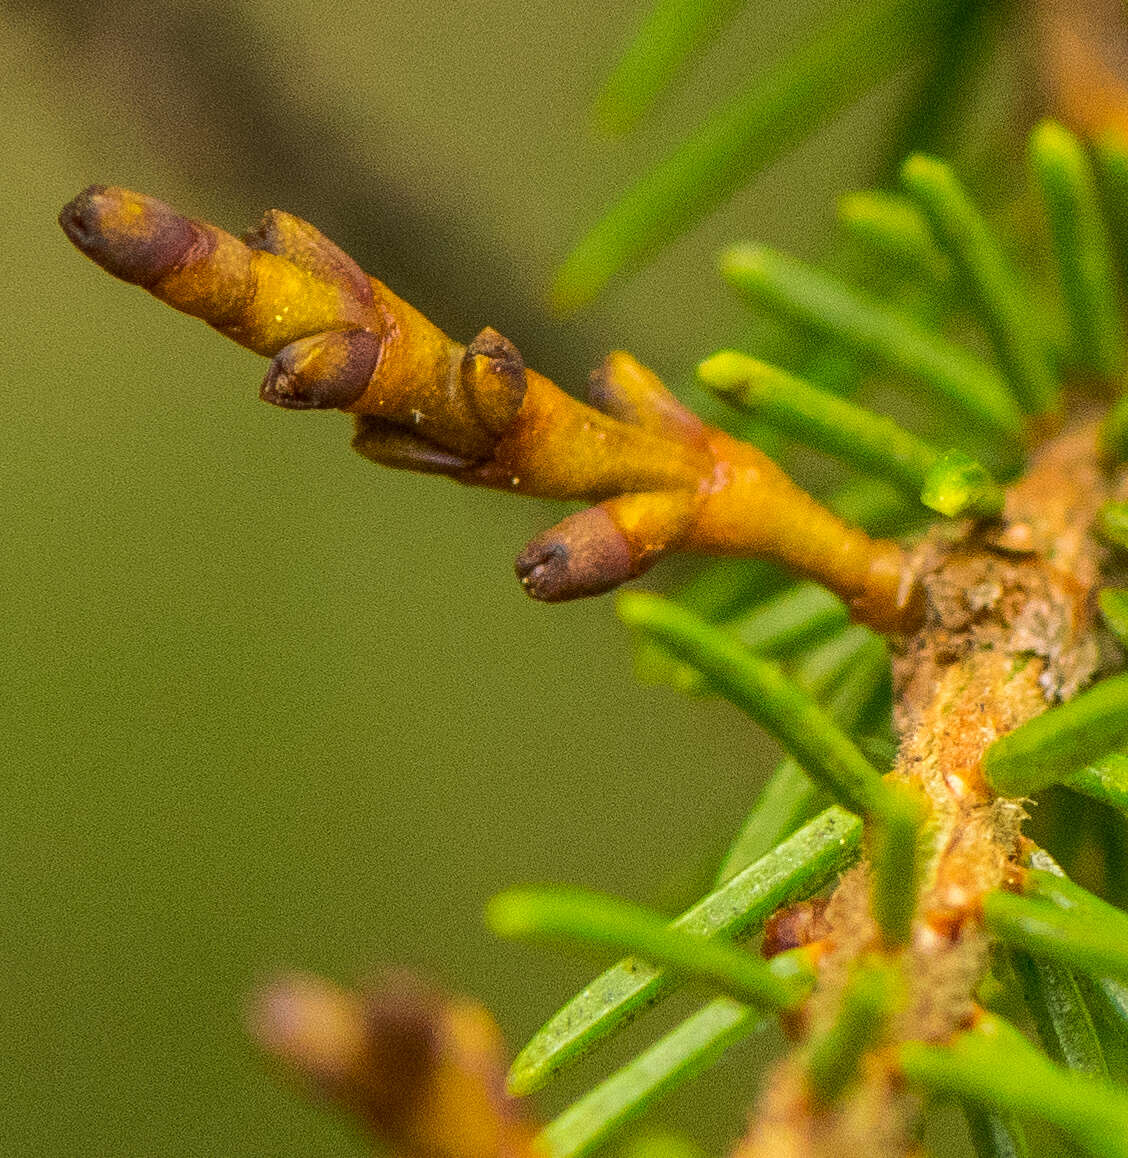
[249,971,541,1158]
[1036,0,1128,143]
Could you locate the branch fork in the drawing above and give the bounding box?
[60,186,917,629]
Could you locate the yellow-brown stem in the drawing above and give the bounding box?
[60,186,918,629]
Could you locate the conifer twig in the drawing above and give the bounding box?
[734,419,1110,1156]
[58,108,1128,1158]
[59,186,920,631]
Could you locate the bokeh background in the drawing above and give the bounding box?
[3,1,1030,1154]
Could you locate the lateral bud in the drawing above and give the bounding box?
[588,350,704,443]
[244,208,373,305]
[460,327,529,436]
[516,506,634,601]
[261,328,382,411]
[517,490,694,601]
[351,416,475,477]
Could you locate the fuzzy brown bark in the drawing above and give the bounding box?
[734,420,1112,1157]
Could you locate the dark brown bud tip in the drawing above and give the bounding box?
[261,328,381,410]
[516,507,632,601]
[461,326,528,436]
[59,186,198,286]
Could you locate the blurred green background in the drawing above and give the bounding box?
[2,1,1019,1153]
